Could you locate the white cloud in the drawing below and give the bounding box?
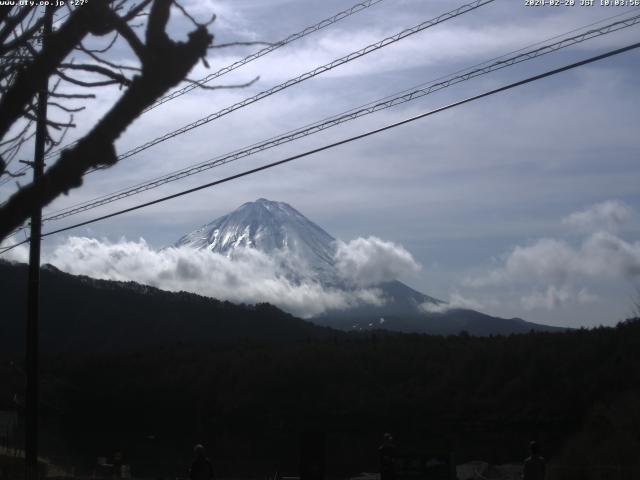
[420,291,484,313]
[2,3,637,332]
[459,203,639,316]
[465,238,577,287]
[521,285,571,311]
[466,231,640,288]
[334,236,421,287]
[577,288,598,304]
[521,285,598,311]
[42,236,391,318]
[0,233,422,319]
[180,0,258,39]
[0,238,29,264]
[563,200,633,232]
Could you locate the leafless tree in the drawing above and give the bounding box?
[0,0,217,242]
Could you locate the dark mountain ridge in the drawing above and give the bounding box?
[316,280,564,335]
[0,260,339,353]
[170,198,564,335]
[0,259,563,353]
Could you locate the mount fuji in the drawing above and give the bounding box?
[174,198,338,284]
[174,199,562,335]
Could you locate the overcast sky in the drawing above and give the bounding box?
[2,0,640,327]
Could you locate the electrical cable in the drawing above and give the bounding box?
[6,7,637,193]
[41,0,388,161]
[40,11,640,223]
[144,0,388,113]
[2,39,636,255]
[92,0,497,165]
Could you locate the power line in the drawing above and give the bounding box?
[0,165,29,187]
[40,11,640,223]
[18,0,492,199]
[1,39,635,254]
[0,8,91,187]
[0,240,26,254]
[144,0,388,113]
[41,0,389,162]
[25,1,638,192]
[30,0,495,210]
[105,0,496,164]
[15,8,640,209]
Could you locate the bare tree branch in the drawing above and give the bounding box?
[45,116,74,153]
[60,62,133,85]
[49,92,96,99]
[172,0,200,28]
[76,31,119,54]
[0,15,47,56]
[0,119,33,146]
[0,0,213,240]
[55,68,124,88]
[23,111,75,130]
[0,1,112,141]
[0,7,32,45]
[122,0,154,22]
[47,101,86,113]
[0,165,27,179]
[110,12,146,60]
[77,43,142,72]
[184,75,259,91]
[210,41,274,49]
[1,131,35,163]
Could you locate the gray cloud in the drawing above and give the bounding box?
[2,233,421,317]
[460,202,640,315]
[420,292,484,314]
[2,2,639,329]
[466,231,640,288]
[521,285,571,311]
[521,285,597,311]
[563,199,633,232]
[41,236,393,318]
[0,238,29,264]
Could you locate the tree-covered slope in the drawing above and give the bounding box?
[0,261,339,353]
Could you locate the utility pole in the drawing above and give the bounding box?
[25,7,53,480]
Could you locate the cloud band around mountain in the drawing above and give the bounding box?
[2,234,421,318]
[334,236,421,287]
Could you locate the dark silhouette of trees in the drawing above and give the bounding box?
[2,261,639,475]
[0,261,339,352]
[26,317,636,476]
[2,257,640,475]
[0,0,215,241]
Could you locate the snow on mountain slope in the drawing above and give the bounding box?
[174,198,339,283]
[173,198,436,300]
[173,198,447,313]
[170,199,562,334]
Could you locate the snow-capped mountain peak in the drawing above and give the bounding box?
[168,199,556,335]
[173,198,337,280]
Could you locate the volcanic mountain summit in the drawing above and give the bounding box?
[173,199,561,335]
[174,198,337,283]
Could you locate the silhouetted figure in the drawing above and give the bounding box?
[112,451,124,479]
[522,441,545,480]
[379,433,397,480]
[190,444,214,480]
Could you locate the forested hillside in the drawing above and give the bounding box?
[2,320,635,478]
[0,261,339,353]
[2,260,639,479]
